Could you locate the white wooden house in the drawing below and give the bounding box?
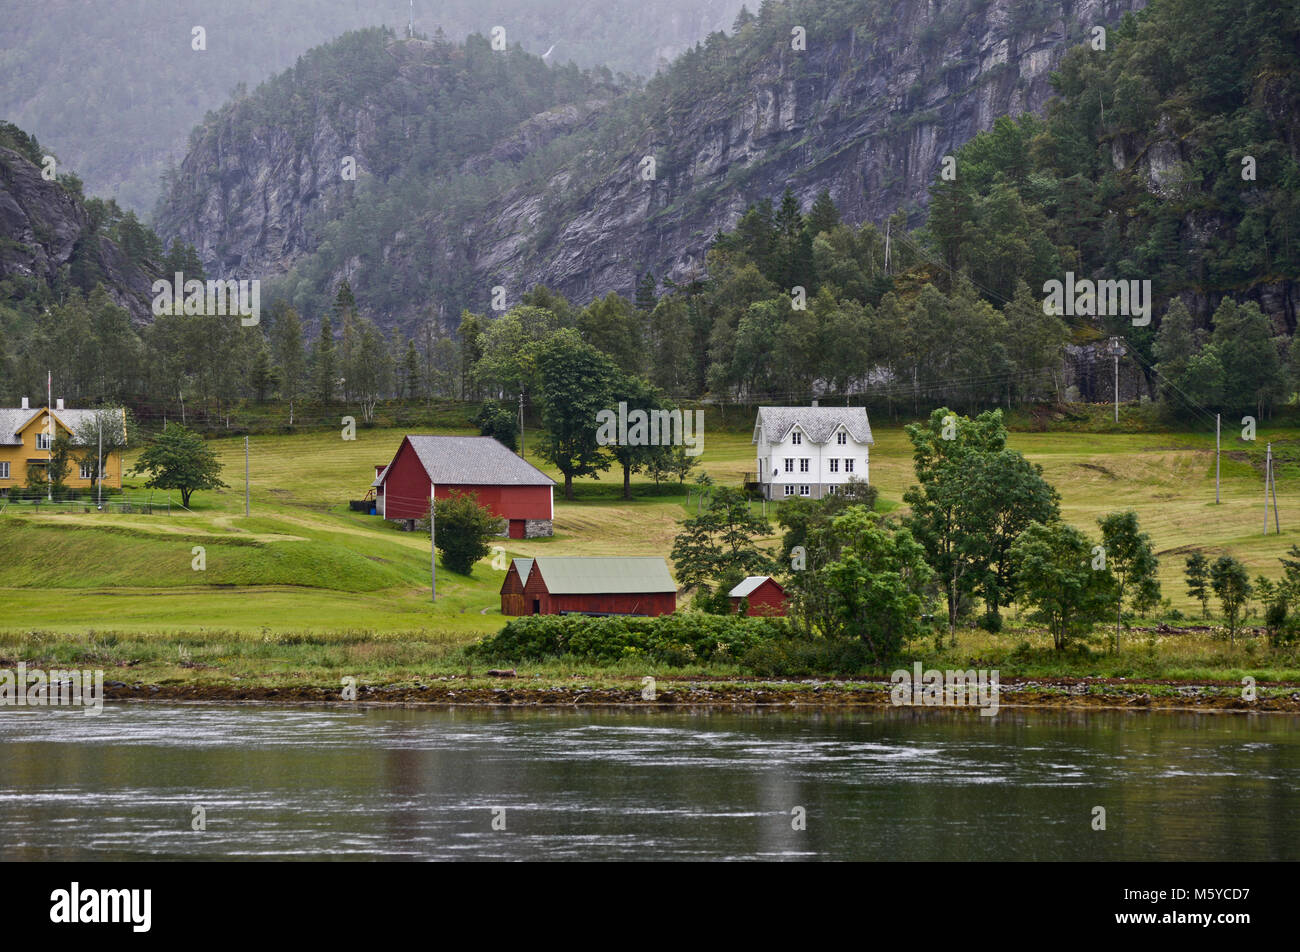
[751,406,873,500]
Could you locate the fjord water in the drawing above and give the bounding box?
[0,704,1296,861]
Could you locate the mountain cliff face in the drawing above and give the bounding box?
[157,0,1147,330]
[0,136,156,320]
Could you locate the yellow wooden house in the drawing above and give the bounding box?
[0,398,127,495]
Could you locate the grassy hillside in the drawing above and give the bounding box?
[1,413,1296,644]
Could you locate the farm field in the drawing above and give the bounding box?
[0,412,1296,648]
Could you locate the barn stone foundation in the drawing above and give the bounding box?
[524,519,553,538]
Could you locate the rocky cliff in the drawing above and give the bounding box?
[156,0,1147,329]
[0,142,156,320]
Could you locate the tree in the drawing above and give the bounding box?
[130,423,227,508]
[805,189,840,239]
[270,303,306,423]
[532,330,619,500]
[670,486,774,594]
[903,408,1037,631]
[472,401,518,451]
[417,491,502,575]
[27,434,73,497]
[1185,553,1211,618]
[1098,511,1161,651]
[787,508,933,667]
[1210,555,1252,645]
[1011,521,1113,650]
[71,409,130,486]
[311,313,337,403]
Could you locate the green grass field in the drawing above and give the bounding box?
[1,408,1296,673]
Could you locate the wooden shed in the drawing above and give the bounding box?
[729,576,788,616]
[500,558,534,616]
[505,556,677,617]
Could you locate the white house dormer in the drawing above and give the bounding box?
[752,406,874,501]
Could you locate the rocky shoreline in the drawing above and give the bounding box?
[96,677,1300,712]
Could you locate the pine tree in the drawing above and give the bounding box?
[312,313,337,403]
[634,272,657,311]
[806,189,840,238]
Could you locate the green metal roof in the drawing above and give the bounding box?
[511,557,534,581]
[532,557,676,594]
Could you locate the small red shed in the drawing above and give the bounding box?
[375,435,555,537]
[500,558,534,616]
[729,576,788,617]
[508,556,677,617]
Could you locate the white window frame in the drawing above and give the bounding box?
[844,459,855,473]
[0,462,8,479]
[783,484,795,497]
[36,432,51,450]
[783,459,794,473]
[80,462,96,480]
[791,431,802,445]
[799,485,811,497]
[800,458,809,473]
[827,485,838,495]
[829,458,839,473]
[837,431,847,445]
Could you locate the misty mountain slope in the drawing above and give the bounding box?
[0,123,158,321]
[156,0,1145,331]
[0,0,745,211]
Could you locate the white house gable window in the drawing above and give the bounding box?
[837,432,847,445]
[36,432,51,450]
[80,462,96,480]
[791,431,802,445]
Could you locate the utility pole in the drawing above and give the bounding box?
[1215,414,1221,504]
[244,436,250,517]
[1270,443,1281,534]
[430,487,437,601]
[519,391,525,458]
[1265,442,1272,534]
[884,220,891,275]
[97,418,103,509]
[46,371,52,501]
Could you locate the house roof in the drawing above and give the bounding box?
[729,576,782,598]
[370,465,388,488]
[385,436,555,487]
[0,407,126,446]
[753,406,873,445]
[510,557,534,582]
[532,557,676,594]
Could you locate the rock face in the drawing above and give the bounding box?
[0,146,155,320]
[158,0,1147,327]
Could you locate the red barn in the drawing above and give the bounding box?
[506,557,677,617]
[729,576,788,616]
[375,436,555,538]
[500,558,534,615]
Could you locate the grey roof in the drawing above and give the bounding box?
[511,557,534,582]
[532,557,676,594]
[0,406,125,446]
[370,465,387,488]
[753,406,873,445]
[390,436,555,486]
[729,576,779,598]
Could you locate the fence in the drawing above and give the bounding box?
[0,492,183,515]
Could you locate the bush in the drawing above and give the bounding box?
[977,611,1003,633]
[470,613,794,666]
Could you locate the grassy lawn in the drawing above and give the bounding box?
[1,409,1297,685]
